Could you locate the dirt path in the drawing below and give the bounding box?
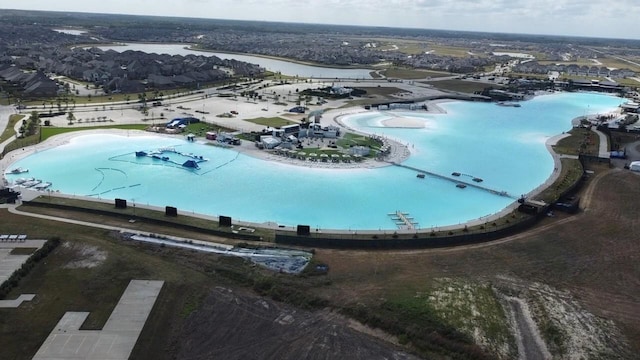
[507,297,551,360]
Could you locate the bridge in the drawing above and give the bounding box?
[386,161,517,200]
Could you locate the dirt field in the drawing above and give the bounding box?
[1,166,639,359]
[312,168,640,357]
[175,287,418,360]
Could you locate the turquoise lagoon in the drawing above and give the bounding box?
[5,92,624,230]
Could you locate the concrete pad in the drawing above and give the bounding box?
[0,240,47,284]
[33,280,164,360]
[0,239,47,248]
[0,250,29,283]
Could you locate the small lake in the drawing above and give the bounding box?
[492,52,535,59]
[96,43,374,79]
[53,29,87,36]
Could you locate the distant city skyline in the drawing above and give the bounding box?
[1,0,639,39]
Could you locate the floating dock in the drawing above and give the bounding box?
[388,211,418,230]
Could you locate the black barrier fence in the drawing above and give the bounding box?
[165,206,178,217]
[219,216,232,227]
[21,201,262,241]
[297,225,311,236]
[275,214,544,250]
[115,198,127,209]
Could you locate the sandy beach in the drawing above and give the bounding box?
[2,78,454,172]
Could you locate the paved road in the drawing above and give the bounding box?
[508,297,552,360]
[0,105,17,155]
[591,128,610,158]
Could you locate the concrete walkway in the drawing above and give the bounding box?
[0,294,36,308]
[0,239,47,284]
[592,128,610,158]
[33,280,164,360]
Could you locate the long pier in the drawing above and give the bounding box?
[386,161,517,199]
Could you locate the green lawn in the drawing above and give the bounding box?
[427,44,478,58]
[245,117,296,128]
[336,132,381,149]
[383,68,452,80]
[183,122,236,136]
[426,79,500,93]
[552,127,599,156]
[533,158,584,203]
[0,114,25,143]
[354,87,406,97]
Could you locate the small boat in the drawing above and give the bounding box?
[22,179,42,188]
[14,177,33,185]
[135,151,147,157]
[34,182,52,190]
[452,172,461,176]
[456,184,467,189]
[7,167,29,174]
[496,102,521,107]
[151,154,162,160]
[472,177,483,182]
[416,173,426,179]
[161,156,170,161]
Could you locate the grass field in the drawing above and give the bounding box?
[538,59,598,67]
[383,67,452,79]
[599,57,640,72]
[23,196,274,242]
[552,127,599,156]
[312,169,640,358]
[0,114,25,143]
[355,86,406,97]
[533,158,584,203]
[244,116,296,128]
[1,164,639,358]
[0,214,219,360]
[427,43,476,57]
[426,79,500,93]
[336,132,381,149]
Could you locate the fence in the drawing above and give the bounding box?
[274,215,544,250]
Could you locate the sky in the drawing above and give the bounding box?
[1,0,640,39]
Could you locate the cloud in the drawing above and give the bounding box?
[0,0,639,38]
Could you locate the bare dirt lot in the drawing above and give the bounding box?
[1,166,639,359]
[176,287,418,360]
[312,168,640,357]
